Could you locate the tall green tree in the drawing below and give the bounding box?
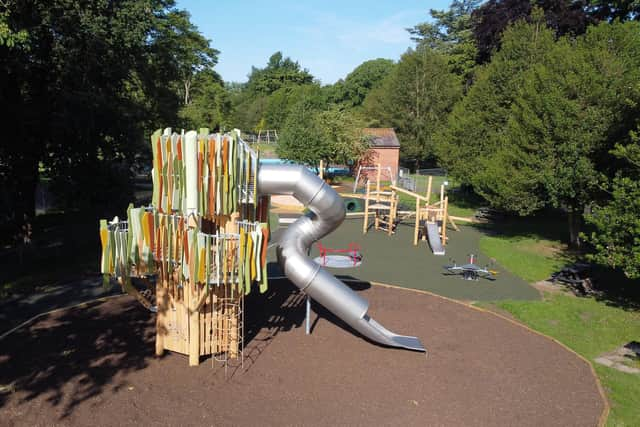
[178,70,231,131]
[585,141,640,278]
[335,59,395,108]
[277,104,367,167]
[472,0,595,63]
[246,51,314,96]
[364,47,462,168]
[408,0,481,80]
[437,13,640,246]
[276,99,326,165]
[0,0,218,233]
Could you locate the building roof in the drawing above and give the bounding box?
[363,128,400,148]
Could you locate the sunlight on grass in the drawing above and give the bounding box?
[479,235,573,283]
[493,294,640,427]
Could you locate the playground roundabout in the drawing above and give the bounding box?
[0,278,606,427]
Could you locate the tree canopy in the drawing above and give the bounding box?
[364,47,462,167]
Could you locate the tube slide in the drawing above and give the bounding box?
[258,164,425,352]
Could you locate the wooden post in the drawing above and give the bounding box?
[442,196,448,246]
[319,160,324,180]
[426,176,433,205]
[155,284,166,356]
[189,281,200,366]
[363,182,370,234]
[376,163,381,201]
[388,192,396,236]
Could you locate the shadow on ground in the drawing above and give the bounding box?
[0,274,375,419]
[0,298,156,418]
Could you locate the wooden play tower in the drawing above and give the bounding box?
[99,128,270,366]
[362,164,399,235]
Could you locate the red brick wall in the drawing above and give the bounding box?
[359,147,400,182]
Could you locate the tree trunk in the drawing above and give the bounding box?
[184,79,191,105]
[567,209,582,248]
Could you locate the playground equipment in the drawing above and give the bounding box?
[391,175,459,255]
[100,131,424,366]
[360,164,399,235]
[259,164,424,351]
[314,242,363,268]
[100,129,269,367]
[443,254,497,281]
[353,163,396,193]
[362,180,398,235]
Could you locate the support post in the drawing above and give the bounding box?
[155,284,166,356]
[376,163,381,197]
[305,295,311,335]
[442,196,448,246]
[426,176,432,205]
[413,197,420,245]
[188,281,200,366]
[363,182,370,234]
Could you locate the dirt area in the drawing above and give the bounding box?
[0,280,604,426]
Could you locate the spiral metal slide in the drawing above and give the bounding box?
[258,164,425,352]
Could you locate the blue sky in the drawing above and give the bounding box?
[175,1,449,84]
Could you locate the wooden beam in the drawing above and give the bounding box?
[390,185,429,201]
[426,176,433,204]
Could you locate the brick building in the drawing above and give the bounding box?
[360,128,400,181]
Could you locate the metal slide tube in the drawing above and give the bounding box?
[259,164,425,352]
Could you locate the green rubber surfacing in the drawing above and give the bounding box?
[307,219,540,301]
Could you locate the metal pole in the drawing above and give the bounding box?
[305,295,311,335]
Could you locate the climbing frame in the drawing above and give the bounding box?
[99,128,270,366]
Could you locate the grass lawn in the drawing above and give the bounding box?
[475,216,576,283]
[488,294,640,426]
[472,215,639,426]
[253,143,277,157]
[479,235,574,282]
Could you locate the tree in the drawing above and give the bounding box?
[264,84,326,130]
[364,47,462,168]
[178,70,231,131]
[436,14,640,246]
[246,51,314,96]
[472,0,594,63]
[276,100,326,165]
[149,9,219,106]
[0,0,218,235]
[584,144,640,278]
[277,103,367,167]
[435,14,558,186]
[408,0,481,80]
[336,59,395,108]
[315,108,368,166]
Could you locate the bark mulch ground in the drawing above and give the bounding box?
[0,280,604,427]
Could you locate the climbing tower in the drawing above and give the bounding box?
[361,164,398,235]
[99,128,270,366]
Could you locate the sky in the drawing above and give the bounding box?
[175,0,449,85]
